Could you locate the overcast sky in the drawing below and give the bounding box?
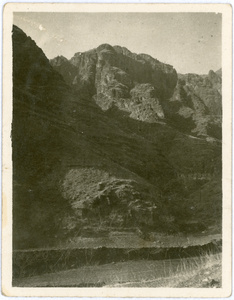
[14,12,221,74]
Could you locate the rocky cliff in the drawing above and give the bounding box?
[51,44,177,123]
[51,45,221,140]
[13,25,222,249]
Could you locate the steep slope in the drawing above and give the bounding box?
[13,26,222,249]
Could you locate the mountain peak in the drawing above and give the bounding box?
[50,55,68,67]
[50,42,221,138]
[96,43,115,52]
[53,43,178,119]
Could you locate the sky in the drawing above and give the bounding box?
[13,12,222,74]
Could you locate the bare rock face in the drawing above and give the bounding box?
[51,45,222,140]
[51,44,177,123]
[165,71,222,139]
[128,84,164,122]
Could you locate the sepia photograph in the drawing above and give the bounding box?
[2,3,232,298]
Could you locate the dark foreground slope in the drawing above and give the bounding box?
[13,26,222,249]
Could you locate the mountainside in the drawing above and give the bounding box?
[50,46,222,140]
[13,25,222,250]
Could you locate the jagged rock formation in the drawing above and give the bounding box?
[13,25,222,249]
[51,44,177,123]
[51,45,222,140]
